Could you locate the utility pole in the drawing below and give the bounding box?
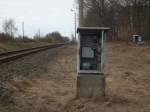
[147,0,150,38]
[79,0,84,27]
[71,9,77,41]
[22,22,24,40]
[10,24,13,37]
[38,29,40,38]
[75,12,77,40]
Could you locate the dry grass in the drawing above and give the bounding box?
[1,43,150,112]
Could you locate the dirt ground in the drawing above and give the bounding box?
[0,43,150,112]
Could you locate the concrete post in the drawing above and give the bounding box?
[77,74,105,98]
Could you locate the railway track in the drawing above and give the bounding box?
[0,43,67,64]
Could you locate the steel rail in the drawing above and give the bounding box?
[0,44,58,57]
[0,43,66,64]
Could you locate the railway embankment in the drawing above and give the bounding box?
[0,42,50,53]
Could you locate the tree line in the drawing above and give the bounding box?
[0,19,69,43]
[77,0,150,41]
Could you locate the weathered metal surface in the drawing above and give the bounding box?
[77,27,110,74]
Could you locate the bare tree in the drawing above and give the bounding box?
[77,0,150,41]
[2,19,18,37]
[78,0,84,26]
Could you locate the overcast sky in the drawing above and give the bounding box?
[0,0,76,37]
